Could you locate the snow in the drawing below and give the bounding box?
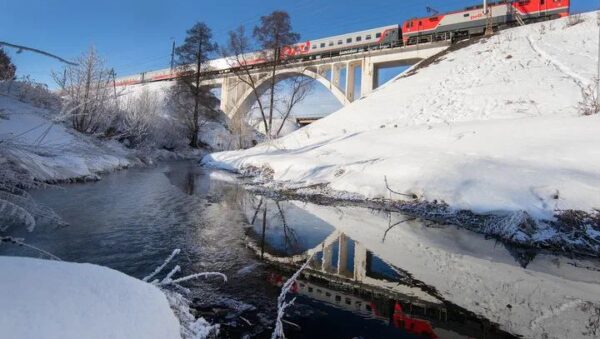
[117,81,259,151]
[289,201,600,338]
[0,256,181,339]
[0,95,133,181]
[204,13,600,220]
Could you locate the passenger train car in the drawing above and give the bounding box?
[115,0,570,87]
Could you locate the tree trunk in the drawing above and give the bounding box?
[267,47,279,138]
[190,43,203,148]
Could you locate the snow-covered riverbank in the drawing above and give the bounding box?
[203,13,600,252]
[0,95,135,182]
[0,91,206,184]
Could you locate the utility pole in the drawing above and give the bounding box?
[170,39,176,72]
[484,0,494,36]
[597,12,600,109]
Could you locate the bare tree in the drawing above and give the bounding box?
[273,76,313,137]
[173,22,219,148]
[225,11,300,139]
[253,11,300,137]
[224,26,271,135]
[52,47,115,134]
[121,88,161,146]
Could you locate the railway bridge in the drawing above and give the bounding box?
[116,41,450,119]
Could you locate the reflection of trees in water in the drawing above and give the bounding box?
[245,195,302,257]
[183,171,195,195]
[275,201,299,254]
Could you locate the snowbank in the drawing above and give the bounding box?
[0,256,181,339]
[204,13,600,220]
[0,95,133,181]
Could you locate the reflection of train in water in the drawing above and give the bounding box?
[115,0,570,87]
[268,274,440,338]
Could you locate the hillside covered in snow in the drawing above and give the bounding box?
[204,13,600,245]
[0,93,134,182]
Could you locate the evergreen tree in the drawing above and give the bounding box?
[174,22,218,148]
[0,48,17,80]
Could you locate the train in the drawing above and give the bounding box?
[115,0,570,87]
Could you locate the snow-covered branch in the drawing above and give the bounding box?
[271,254,314,339]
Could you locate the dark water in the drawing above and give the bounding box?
[2,161,598,338]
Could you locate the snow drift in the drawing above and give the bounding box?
[0,256,181,339]
[204,13,600,222]
[0,94,133,182]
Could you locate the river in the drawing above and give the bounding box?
[1,161,599,339]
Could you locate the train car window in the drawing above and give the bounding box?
[375,32,382,38]
[328,41,334,46]
[540,0,545,4]
[320,43,325,48]
[356,36,362,42]
[346,38,352,43]
[312,45,317,49]
[464,13,470,17]
[337,40,343,45]
[418,21,422,26]
[366,35,371,40]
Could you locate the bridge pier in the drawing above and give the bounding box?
[322,241,335,273]
[332,63,344,91]
[354,243,368,281]
[345,61,360,102]
[361,57,376,96]
[337,234,351,276]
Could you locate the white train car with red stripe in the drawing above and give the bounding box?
[115,0,570,87]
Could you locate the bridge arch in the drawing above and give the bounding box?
[228,66,351,120]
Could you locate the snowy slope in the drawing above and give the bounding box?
[0,256,181,339]
[0,95,133,181]
[204,13,600,220]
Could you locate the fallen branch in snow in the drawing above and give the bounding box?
[271,253,314,339]
[384,176,418,199]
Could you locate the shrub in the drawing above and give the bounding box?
[565,13,585,28]
[578,84,600,116]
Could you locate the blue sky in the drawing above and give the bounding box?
[2,0,597,115]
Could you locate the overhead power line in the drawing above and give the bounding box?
[0,41,78,66]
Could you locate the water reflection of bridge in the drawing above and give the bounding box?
[243,196,513,339]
